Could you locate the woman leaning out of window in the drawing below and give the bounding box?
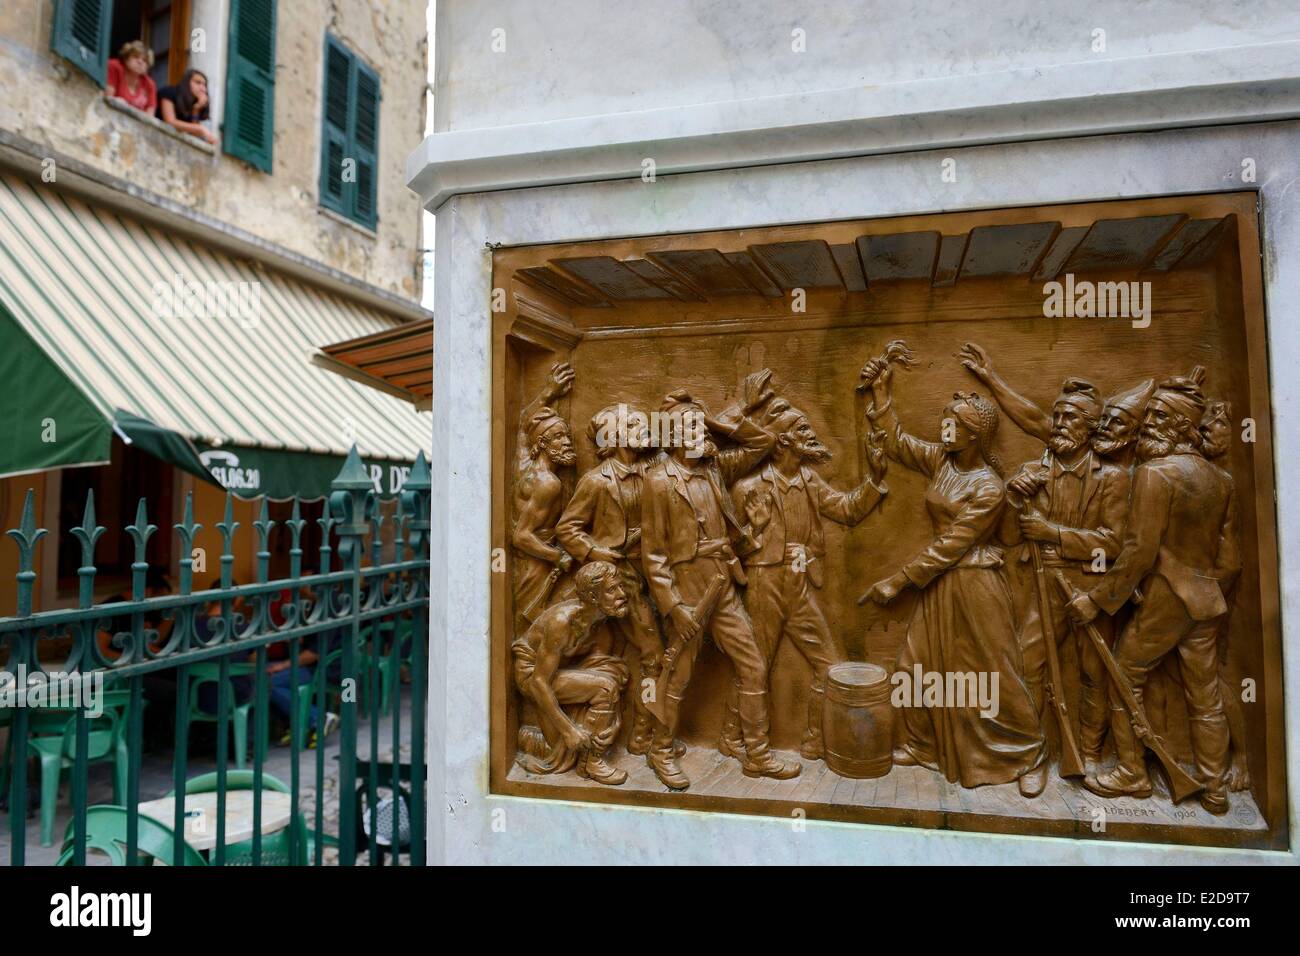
[157,68,218,146]
[105,41,157,114]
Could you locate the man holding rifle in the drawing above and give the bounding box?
[1065,371,1239,815]
[641,371,799,789]
[1004,379,1130,794]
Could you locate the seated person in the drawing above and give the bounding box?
[105,41,157,114]
[156,69,216,145]
[195,582,338,747]
[194,580,254,716]
[271,629,341,748]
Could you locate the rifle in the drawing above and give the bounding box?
[645,573,727,724]
[1027,536,1086,779]
[521,564,563,623]
[1050,569,1205,803]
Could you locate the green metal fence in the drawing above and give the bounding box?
[0,447,429,866]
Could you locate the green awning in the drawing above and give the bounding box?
[0,300,109,478]
[0,171,431,499]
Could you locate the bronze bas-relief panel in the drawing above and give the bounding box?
[489,193,1285,850]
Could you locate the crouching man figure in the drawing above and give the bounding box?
[512,561,631,786]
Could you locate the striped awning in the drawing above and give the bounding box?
[0,171,431,499]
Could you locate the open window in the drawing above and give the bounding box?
[110,0,191,88]
[51,0,191,92]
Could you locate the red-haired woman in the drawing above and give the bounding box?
[105,41,157,114]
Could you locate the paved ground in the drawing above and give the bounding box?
[1,697,418,866]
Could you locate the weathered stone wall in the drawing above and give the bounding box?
[0,1,427,300]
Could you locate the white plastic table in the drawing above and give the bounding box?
[136,790,292,852]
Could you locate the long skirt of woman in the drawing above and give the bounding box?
[894,566,1045,787]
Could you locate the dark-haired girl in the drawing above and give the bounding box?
[157,69,216,145]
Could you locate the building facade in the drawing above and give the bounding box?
[0,0,426,296]
[0,0,431,612]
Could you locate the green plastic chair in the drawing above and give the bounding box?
[28,689,134,847]
[293,627,372,733]
[372,618,415,717]
[56,804,206,866]
[185,661,256,769]
[169,769,309,866]
[345,619,410,719]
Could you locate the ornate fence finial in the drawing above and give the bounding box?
[7,489,47,617]
[174,492,202,596]
[331,445,373,573]
[253,496,276,583]
[285,498,306,579]
[70,489,106,611]
[216,491,239,590]
[366,491,384,567]
[125,497,157,602]
[404,450,432,556]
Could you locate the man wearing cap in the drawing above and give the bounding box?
[957,342,1154,468]
[556,403,669,759]
[512,362,578,634]
[1145,400,1250,790]
[723,402,889,761]
[1090,378,1157,469]
[641,370,800,788]
[1003,378,1130,792]
[1066,371,1239,814]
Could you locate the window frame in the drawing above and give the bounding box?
[318,33,380,231]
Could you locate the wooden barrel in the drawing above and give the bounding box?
[823,662,893,779]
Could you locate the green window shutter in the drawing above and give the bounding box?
[350,62,380,228]
[319,35,352,216]
[51,0,111,86]
[319,35,380,229]
[223,0,277,172]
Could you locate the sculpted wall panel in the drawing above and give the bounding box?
[488,193,1284,849]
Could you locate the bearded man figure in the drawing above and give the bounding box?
[641,371,801,789]
[1145,400,1251,790]
[512,362,578,632]
[1066,372,1240,814]
[556,403,671,759]
[512,561,632,786]
[724,402,889,761]
[1003,378,1130,791]
[1090,379,1158,469]
[958,342,1154,468]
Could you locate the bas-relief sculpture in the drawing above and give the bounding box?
[507,341,1248,818]
[496,200,1278,847]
